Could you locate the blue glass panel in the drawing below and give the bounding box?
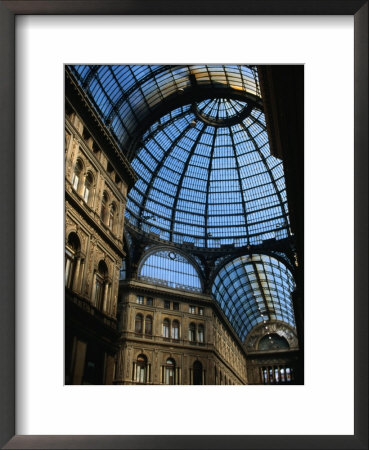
[212,254,296,341]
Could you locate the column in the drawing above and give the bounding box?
[108,284,112,314]
[91,272,96,305]
[147,364,151,383]
[78,259,85,293]
[108,283,113,315]
[132,362,136,383]
[72,257,81,292]
[65,258,71,286]
[102,282,109,312]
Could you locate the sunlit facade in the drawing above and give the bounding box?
[65,65,304,385]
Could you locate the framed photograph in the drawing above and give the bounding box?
[1,1,367,449]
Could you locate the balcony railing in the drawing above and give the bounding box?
[138,275,202,293]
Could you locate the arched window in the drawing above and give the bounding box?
[258,333,290,351]
[100,192,108,223]
[83,172,94,204]
[165,358,176,385]
[135,314,143,334]
[193,360,202,385]
[162,319,170,338]
[138,250,202,293]
[198,324,204,343]
[145,315,153,336]
[72,159,83,191]
[65,232,80,289]
[109,203,116,231]
[135,354,147,384]
[94,260,108,310]
[189,323,196,342]
[172,320,180,340]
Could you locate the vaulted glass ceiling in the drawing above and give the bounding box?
[69,65,261,152]
[70,64,290,249]
[212,254,296,342]
[125,103,289,247]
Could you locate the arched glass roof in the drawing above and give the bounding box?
[125,102,289,247]
[69,64,290,247]
[69,65,260,151]
[212,254,296,342]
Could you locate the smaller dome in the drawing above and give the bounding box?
[195,98,252,127]
[212,254,296,341]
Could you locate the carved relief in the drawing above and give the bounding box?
[244,321,298,352]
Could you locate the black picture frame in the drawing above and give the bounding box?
[0,1,367,449]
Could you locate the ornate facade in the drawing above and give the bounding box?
[65,71,136,384]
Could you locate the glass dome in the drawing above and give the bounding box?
[212,254,296,342]
[125,101,290,248]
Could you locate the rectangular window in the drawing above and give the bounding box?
[163,323,169,338]
[198,327,204,343]
[173,302,179,311]
[146,297,153,306]
[164,300,170,309]
[136,365,146,383]
[65,257,72,287]
[189,305,196,314]
[119,260,126,281]
[145,318,152,335]
[94,279,103,309]
[136,295,144,305]
[172,325,179,339]
[189,327,196,342]
[72,173,79,190]
[198,307,204,315]
[83,186,89,203]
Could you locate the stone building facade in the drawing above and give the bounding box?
[115,280,248,385]
[65,71,136,384]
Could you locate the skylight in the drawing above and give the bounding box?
[125,103,290,248]
[212,254,296,341]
